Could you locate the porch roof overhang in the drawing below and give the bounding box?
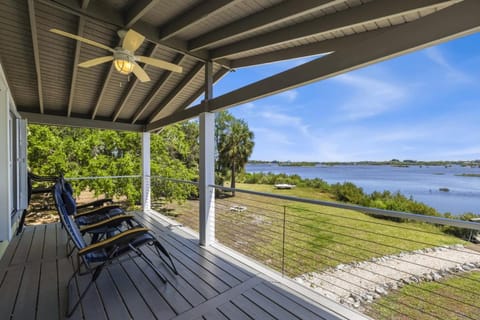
[1,0,479,132]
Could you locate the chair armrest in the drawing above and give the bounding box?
[79,214,135,233]
[77,199,113,210]
[75,205,123,217]
[78,227,150,255]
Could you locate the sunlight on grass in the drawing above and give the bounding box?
[365,271,480,320]
[215,183,466,276]
[156,183,466,277]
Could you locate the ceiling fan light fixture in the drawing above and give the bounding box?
[113,51,134,75]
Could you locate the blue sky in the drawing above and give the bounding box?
[211,32,480,162]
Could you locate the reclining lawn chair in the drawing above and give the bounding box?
[60,178,126,222]
[58,177,135,243]
[52,181,177,317]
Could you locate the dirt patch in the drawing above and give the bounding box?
[25,190,117,225]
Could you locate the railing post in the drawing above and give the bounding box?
[282,205,287,276]
[141,132,151,212]
[199,112,215,246]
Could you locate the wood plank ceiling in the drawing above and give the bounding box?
[0,0,478,132]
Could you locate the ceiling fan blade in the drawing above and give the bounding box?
[50,28,115,53]
[132,62,151,82]
[78,56,114,68]
[136,56,183,73]
[122,29,145,53]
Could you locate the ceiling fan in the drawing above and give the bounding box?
[49,28,183,82]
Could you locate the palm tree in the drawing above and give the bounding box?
[217,116,254,196]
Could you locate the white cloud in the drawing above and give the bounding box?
[333,73,408,120]
[250,127,293,145]
[278,90,298,102]
[259,111,310,135]
[424,47,472,83]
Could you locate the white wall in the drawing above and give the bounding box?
[0,63,27,241]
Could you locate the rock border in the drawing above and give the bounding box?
[294,244,480,310]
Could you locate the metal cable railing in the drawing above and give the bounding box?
[150,176,199,232]
[211,184,480,319]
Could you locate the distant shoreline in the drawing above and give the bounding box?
[249,160,480,167]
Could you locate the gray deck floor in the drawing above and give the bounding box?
[0,211,351,320]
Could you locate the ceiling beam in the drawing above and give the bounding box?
[131,54,187,124]
[125,0,160,28]
[145,68,228,131]
[90,63,116,120]
[146,68,229,131]
[210,0,459,59]
[188,0,341,51]
[27,0,44,114]
[160,0,233,40]
[147,0,480,130]
[67,0,90,117]
[147,62,204,122]
[38,0,215,66]
[111,44,160,121]
[177,67,230,111]
[146,104,204,131]
[231,46,334,68]
[20,112,144,132]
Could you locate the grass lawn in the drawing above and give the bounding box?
[365,271,480,320]
[157,183,466,277]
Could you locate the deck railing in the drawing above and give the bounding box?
[150,176,199,233]
[210,184,480,319]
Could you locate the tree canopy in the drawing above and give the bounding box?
[28,123,199,204]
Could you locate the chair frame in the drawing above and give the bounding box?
[52,181,177,317]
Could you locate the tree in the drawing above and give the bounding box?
[216,112,254,196]
[27,123,200,204]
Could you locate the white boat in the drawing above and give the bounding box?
[274,184,296,189]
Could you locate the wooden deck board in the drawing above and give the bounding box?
[217,301,252,320]
[59,257,83,320]
[75,271,108,320]
[0,216,350,320]
[136,213,254,282]
[201,309,229,320]
[12,262,41,320]
[42,223,58,260]
[131,254,200,312]
[94,269,132,320]
[136,215,239,292]
[120,258,177,319]
[37,260,60,320]
[0,230,23,269]
[231,294,276,320]
[27,225,45,262]
[107,263,156,320]
[139,239,221,300]
[0,267,24,318]
[261,281,341,320]
[10,227,34,266]
[242,288,299,320]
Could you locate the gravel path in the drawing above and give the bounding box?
[294,245,480,309]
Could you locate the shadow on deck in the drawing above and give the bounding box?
[0,211,361,320]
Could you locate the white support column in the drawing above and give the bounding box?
[199,111,215,246]
[141,132,151,212]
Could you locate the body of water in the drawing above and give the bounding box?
[246,163,480,215]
